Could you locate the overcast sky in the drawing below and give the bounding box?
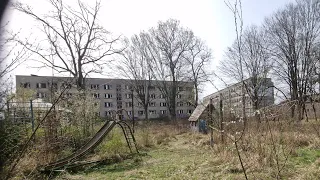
[5,0,294,98]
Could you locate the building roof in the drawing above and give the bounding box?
[7,98,71,112]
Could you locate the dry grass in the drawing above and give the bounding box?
[6,119,320,179]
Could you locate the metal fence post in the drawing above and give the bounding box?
[30,100,34,132]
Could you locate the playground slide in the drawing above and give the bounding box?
[42,120,117,171]
[188,98,210,122]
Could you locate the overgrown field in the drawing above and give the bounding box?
[48,120,320,180]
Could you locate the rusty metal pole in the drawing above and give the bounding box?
[210,98,214,146]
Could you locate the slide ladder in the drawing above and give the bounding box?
[118,121,139,154]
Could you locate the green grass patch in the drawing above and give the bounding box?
[291,148,320,165]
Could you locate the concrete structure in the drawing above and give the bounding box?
[16,75,195,120]
[189,78,274,124]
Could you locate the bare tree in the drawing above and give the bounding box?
[224,0,248,126]
[184,36,212,106]
[144,19,194,120]
[117,33,153,121]
[12,0,124,90]
[220,25,273,120]
[0,24,29,110]
[224,1,248,179]
[264,0,320,120]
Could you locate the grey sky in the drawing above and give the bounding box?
[6,0,294,97]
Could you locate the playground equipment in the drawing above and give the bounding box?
[40,109,138,171]
[5,97,138,172]
[41,119,138,171]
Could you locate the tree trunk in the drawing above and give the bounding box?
[170,65,177,121]
[194,82,199,107]
[77,64,85,90]
[144,105,149,121]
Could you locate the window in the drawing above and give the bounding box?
[137,86,144,93]
[105,111,112,116]
[127,111,132,115]
[125,85,132,90]
[138,111,144,115]
[116,94,122,99]
[160,110,167,114]
[177,102,184,107]
[160,102,167,107]
[92,93,100,99]
[125,102,132,107]
[149,102,156,107]
[117,102,122,109]
[117,97,122,101]
[36,83,47,89]
[21,82,30,88]
[177,110,184,114]
[188,110,193,114]
[186,102,192,106]
[66,93,72,97]
[149,110,156,115]
[160,94,166,99]
[177,94,182,99]
[178,86,183,91]
[48,82,58,91]
[104,102,112,107]
[105,94,112,99]
[149,86,155,90]
[90,84,99,90]
[126,94,132,99]
[36,92,46,98]
[149,94,156,98]
[116,84,121,91]
[104,84,112,90]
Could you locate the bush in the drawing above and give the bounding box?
[0,121,28,176]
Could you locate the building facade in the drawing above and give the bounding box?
[203,78,274,117]
[16,75,195,120]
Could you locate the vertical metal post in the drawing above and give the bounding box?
[131,88,134,133]
[210,98,214,146]
[219,94,224,143]
[30,100,34,132]
[6,100,9,120]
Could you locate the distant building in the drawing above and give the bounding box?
[189,78,274,126]
[16,75,195,120]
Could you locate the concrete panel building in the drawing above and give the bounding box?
[203,78,274,117]
[189,78,274,124]
[16,75,195,120]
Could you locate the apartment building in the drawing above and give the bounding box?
[204,78,274,117]
[16,75,195,120]
[189,78,274,123]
